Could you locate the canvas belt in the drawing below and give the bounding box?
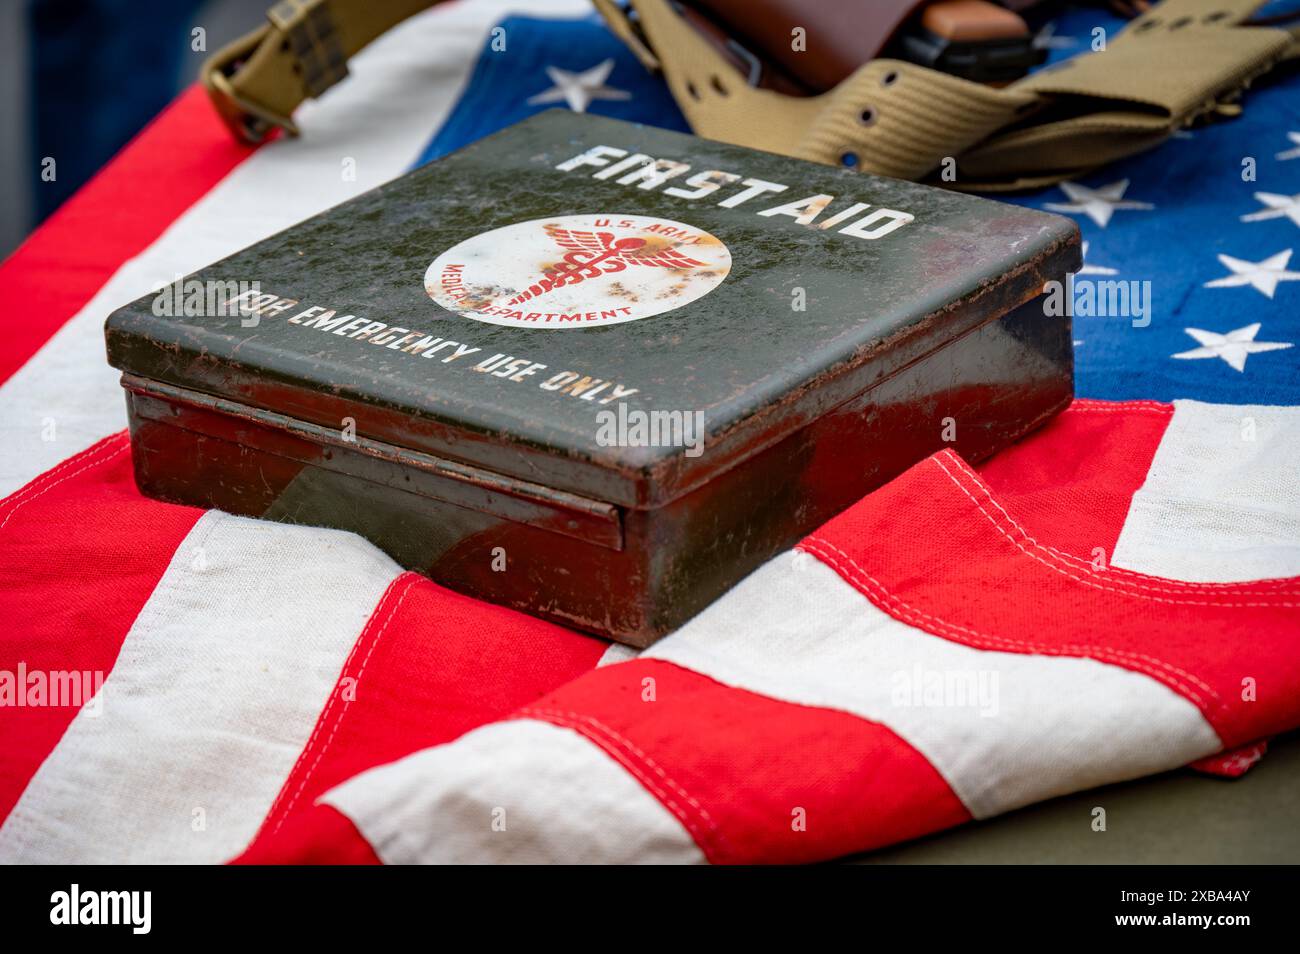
[202,0,438,142]
[204,0,1299,189]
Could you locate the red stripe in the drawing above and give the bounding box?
[1188,739,1269,778]
[804,446,1300,749]
[234,572,608,863]
[0,433,203,822]
[975,398,1173,558]
[237,805,383,866]
[0,86,253,384]
[520,660,970,865]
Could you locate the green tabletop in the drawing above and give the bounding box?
[855,731,1300,864]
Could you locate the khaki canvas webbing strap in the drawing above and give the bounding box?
[206,0,1297,190]
[203,0,438,143]
[601,0,1037,181]
[961,0,1296,188]
[598,0,1297,189]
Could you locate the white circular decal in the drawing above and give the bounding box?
[424,214,731,329]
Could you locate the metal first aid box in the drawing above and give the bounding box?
[106,111,1078,645]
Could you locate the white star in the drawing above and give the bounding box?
[1078,241,1117,275]
[1240,192,1300,229]
[1044,179,1154,228]
[1172,324,1292,372]
[1276,132,1300,161]
[1203,248,1300,298]
[526,59,631,113]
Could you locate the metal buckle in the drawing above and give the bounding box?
[205,68,301,144]
[724,38,765,88]
[203,24,300,145]
[268,0,349,99]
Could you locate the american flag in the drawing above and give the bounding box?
[0,0,1296,864]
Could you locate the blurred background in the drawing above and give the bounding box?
[0,0,268,259]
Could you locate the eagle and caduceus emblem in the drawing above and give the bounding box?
[506,224,708,305]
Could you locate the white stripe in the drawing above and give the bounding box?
[644,552,1222,819]
[323,719,704,864]
[0,512,400,863]
[1112,400,1300,582]
[596,641,641,666]
[0,0,590,497]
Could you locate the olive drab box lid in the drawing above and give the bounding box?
[104,110,1080,511]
